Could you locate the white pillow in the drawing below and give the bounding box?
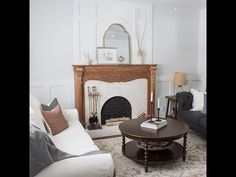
[190,88,204,111]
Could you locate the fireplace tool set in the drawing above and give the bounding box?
[87,86,102,130]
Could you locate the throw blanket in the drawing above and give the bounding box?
[30,125,78,177]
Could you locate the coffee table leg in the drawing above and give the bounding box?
[144,142,149,172]
[122,136,125,154]
[183,133,187,161]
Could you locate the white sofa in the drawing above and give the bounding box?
[30,94,115,177]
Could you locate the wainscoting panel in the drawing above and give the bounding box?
[50,86,72,109]
[30,74,204,119]
[30,86,51,104]
[30,80,75,109]
[73,0,153,65]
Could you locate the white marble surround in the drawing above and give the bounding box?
[84,79,147,125]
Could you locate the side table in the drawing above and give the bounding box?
[165,95,177,119]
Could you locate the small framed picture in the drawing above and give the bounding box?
[97,47,117,64]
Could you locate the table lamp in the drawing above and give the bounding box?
[172,72,187,93]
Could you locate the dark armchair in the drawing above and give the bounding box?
[176,92,206,137]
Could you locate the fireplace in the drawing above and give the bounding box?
[73,64,157,125]
[101,96,131,125]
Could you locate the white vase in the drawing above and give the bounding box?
[137,49,144,64]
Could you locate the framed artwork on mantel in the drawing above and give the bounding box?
[97,47,117,64]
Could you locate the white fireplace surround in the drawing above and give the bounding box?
[84,79,147,125]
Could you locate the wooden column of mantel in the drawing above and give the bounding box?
[73,64,157,124]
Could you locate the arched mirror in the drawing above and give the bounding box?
[103,24,130,64]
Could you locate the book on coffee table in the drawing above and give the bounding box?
[141,118,167,130]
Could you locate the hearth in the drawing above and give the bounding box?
[101,96,131,125]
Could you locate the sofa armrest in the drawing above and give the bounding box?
[62,109,79,122]
[35,153,115,177]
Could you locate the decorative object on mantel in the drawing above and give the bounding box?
[103,24,130,64]
[97,47,117,64]
[172,72,187,93]
[122,13,148,63]
[137,48,143,63]
[83,52,91,65]
[87,86,102,130]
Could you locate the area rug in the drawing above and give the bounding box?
[94,130,206,177]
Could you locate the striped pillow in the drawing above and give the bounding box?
[41,99,69,135]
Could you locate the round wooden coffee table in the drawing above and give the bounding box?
[119,117,189,172]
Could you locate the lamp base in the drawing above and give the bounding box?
[175,86,184,93]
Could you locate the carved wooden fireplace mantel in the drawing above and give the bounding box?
[73,64,157,124]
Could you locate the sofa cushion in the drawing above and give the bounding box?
[51,121,99,155]
[41,99,69,136]
[180,110,206,125]
[198,116,206,135]
[199,116,206,129]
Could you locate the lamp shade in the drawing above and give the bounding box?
[172,72,187,86]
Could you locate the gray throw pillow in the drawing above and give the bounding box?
[41,98,58,111]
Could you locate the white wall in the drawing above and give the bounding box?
[154,3,199,76]
[73,0,153,65]
[153,0,206,115]
[30,0,75,108]
[197,8,206,91]
[30,0,206,117]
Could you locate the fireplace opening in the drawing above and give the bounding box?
[101,96,131,125]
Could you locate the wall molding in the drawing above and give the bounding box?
[73,0,153,65]
[157,74,204,82]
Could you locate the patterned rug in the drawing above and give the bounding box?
[94,130,206,177]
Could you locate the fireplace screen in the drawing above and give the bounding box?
[101,96,131,125]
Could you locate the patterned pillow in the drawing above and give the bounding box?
[41,98,69,135]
